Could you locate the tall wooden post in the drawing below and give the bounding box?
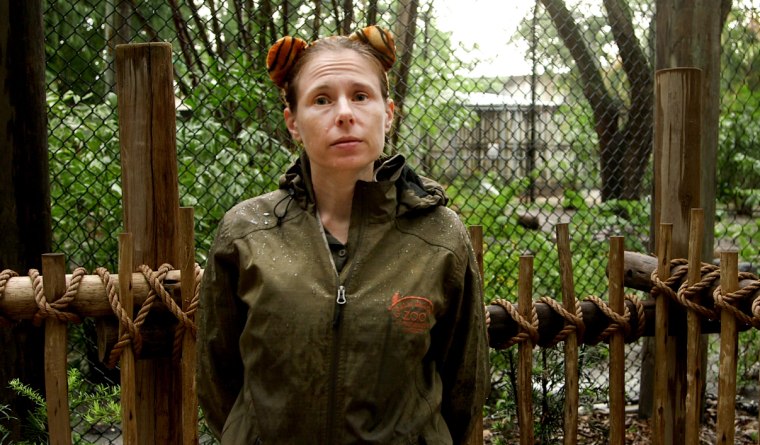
[115,42,182,444]
[653,67,702,444]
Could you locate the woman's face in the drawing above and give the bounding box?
[284,48,394,181]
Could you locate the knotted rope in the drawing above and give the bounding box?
[97,263,203,368]
[31,267,85,325]
[491,298,539,349]
[0,265,202,369]
[650,258,760,329]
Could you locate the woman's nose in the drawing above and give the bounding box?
[335,97,355,126]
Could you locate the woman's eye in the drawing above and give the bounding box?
[354,93,369,102]
[314,96,329,105]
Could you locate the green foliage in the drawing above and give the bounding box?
[0,404,16,444]
[48,91,122,270]
[718,6,760,217]
[4,368,120,445]
[446,174,649,303]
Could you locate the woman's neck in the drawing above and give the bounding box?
[311,168,371,244]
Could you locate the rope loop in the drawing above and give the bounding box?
[31,268,84,326]
[583,295,631,345]
[537,296,585,347]
[137,263,199,360]
[491,299,539,349]
[676,266,720,320]
[96,267,144,368]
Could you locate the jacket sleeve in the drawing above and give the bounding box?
[438,233,490,444]
[196,219,246,439]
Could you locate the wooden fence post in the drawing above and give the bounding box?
[608,237,625,445]
[517,255,534,445]
[653,67,703,443]
[716,250,739,444]
[684,209,704,445]
[118,233,137,444]
[466,225,484,445]
[179,207,199,445]
[115,42,182,444]
[42,253,71,445]
[556,223,579,445]
[652,223,673,445]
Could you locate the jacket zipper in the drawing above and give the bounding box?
[332,285,347,327]
[326,282,346,444]
[318,204,365,445]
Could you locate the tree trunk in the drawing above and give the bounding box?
[637,0,730,429]
[390,0,419,150]
[366,0,378,26]
[604,0,653,200]
[104,0,133,92]
[540,0,622,200]
[341,0,353,34]
[0,0,51,440]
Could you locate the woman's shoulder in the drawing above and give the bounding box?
[397,205,471,253]
[216,189,295,239]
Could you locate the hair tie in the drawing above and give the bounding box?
[267,36,308,89]
[349,26,396,72]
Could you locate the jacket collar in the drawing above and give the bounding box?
[278,152,447,220]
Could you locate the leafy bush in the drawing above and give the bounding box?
[4,369,120,445]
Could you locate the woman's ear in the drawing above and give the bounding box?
[384,99,395,133]
[284,108,301,142]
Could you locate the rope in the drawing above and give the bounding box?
[537,296,585,347]
[715,272,760,329]
[583,294,632,345]
[96,267,144,368]
[0,269,19,327]
[651,258,760,331]
[31,268,84,326]
[3,258,758,356]
[675,263,720,320]
[137,264,195,361]
[491,298,539,349]
[95,263,202,368]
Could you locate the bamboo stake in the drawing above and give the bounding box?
[179,207,199,445]
[517,254,534,445]
[467,225,484,445]
[608,237,625,445]
[653,224,673,445]
[42,253,71,445]
[119,234,138,444]
[556,223,578,445]
[685,209,704,445]
[716,250,739,444]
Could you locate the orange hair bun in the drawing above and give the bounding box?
[266,36,308,88]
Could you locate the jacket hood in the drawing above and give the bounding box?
[277,152,448,218]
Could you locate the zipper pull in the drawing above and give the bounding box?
[336,285,347,304]
[333,285,346,328]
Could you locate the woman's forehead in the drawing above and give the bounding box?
[297,50,382,89]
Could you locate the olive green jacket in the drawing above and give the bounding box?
[197,154,489,444]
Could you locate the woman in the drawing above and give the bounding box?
[197,26,489,445]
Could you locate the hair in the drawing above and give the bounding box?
[282,37,390,113]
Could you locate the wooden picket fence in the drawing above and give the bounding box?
[1,213,759,444]
[1,44,759,445]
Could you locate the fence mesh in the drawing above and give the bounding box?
[32,0,760,443]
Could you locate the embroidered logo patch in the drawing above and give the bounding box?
[388,292,434,334]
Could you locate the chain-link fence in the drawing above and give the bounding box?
[35,0,760,443]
